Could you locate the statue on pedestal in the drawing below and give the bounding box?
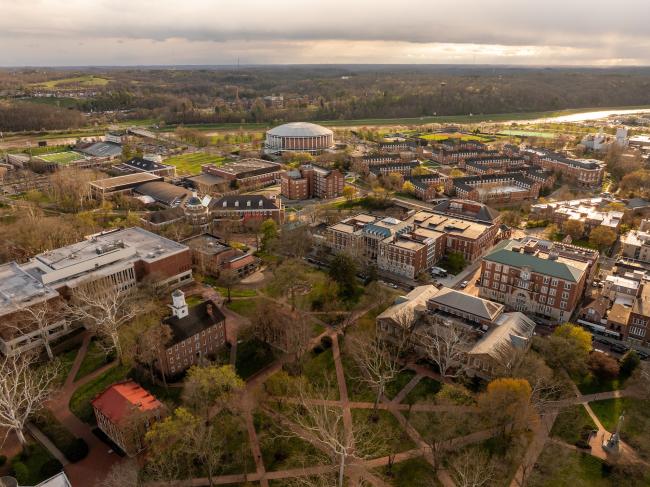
[602,412,624,454]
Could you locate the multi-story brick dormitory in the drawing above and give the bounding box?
[201,158,283,191]
[432,148,500,165]
[445,172,541,204]
[352,154,402,174]
[430,199,501,225]
[407,171,448,202]
[324,209,498,278]
[523,166,556,190]
[377,285,535,379]
[378,140,419,153]
[438,138,487,152]
[523,149,605,187]
[368,160,421,177]
[463,157,527,175]
[158,290,228,377]
[281,164,344,200]
[0,227,194,358]
[210,194,284,225]
[478,238,599,322]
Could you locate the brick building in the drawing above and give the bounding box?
[201,159,283,191]
[524,149,604,187]
[210,194,284,225]
[91,381,166,456]
[158,290,227,376]
[478,238,598,322]
[445,172,541,204]
[406,172,448,202]
[369,160,421,177]
[182,233,258,279]
[281,164,344,200]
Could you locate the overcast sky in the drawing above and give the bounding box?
[1,0,648,66]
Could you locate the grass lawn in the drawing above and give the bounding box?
[74,340,114,381]
[69,364,130,423]
[384,370,417,400]
[52,346,80,386]
[589,397,650,461]
[163,152,225,175]
[377,456,442,486]
[573,372,626,395]
[225,298,260,319]
[302,347,339,399]
[185,294,203,307]
[235,338,277,380]
[551,404,597,445]
[339,337,377,402]
[403,376,442,404]
[36,151,84,165]
[528,444,611,487]
[10,442,59,486]
[254,411,326,471]
[410,410,484,443]
[352,409,415,456]
[215,286,257,298]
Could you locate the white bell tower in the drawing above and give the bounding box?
[171,290,188,319]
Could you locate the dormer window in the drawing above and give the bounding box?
[259,200,263,207]
[247,200,251,207]
[235,201,239,207]
[222,201,227,207]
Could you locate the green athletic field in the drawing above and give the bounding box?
[163,152,226,175]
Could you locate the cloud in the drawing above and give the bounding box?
[0,0,649,65]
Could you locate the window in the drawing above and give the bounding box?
[630,326,645,337]
[543,276,550,284]
[495,264,501,272]
[549,288,556,296]
[548,298,555,306]
[565,283,572,291]
[560,301,567,309]
[551,278,559,286]
[541,286,548,294]
[500,284,506,291]
[562,292,569,299]
[540,296,546,303]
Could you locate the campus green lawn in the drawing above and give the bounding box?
[574,372,626,395]
[352,409,415,455]
[69,364,130,423]
[410,410,484,443]
[302,347,339,399]
[36,151,84,165]
[51,345,80,386]
[589,397,650,461]
[214,286,257,298]
[377,456,442,486]
[225,298,260,319]
[403,376,442,404]
[254,411,325,471]
[234,338,277,380]
[551,404,597,445]
[163,152,225,175]
[528,444,611,487]
[74,340,114,381]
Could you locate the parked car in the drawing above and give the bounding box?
[460,280,469,289]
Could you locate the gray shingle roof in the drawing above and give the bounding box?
[429,287,503,321]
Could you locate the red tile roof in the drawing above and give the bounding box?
[91,380,163,424]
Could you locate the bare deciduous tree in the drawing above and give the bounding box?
[348,328,408,414]
[448,447,496,487]
[417,320,471,378]
[252,301,311,357]
[100,459,141,487]
[0,353,59,447]
[14,301,68,361]
[67,279,140,362]
[282,383,383,487]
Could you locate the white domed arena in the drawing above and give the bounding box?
[264,122,334,155]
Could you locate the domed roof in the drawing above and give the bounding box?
[267,122,333,138]
[185,196,203,207]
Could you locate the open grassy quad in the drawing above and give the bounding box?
[74,339,114,381]
[550,404,597,446]
[36,150,84,165]
[589,396,650,461]
[163,152,225,175]
[375,456,442,486]
[528,443,615,487]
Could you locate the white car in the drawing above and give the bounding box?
[460,280,469,289]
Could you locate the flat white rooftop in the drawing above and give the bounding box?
[0,262,59,317]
